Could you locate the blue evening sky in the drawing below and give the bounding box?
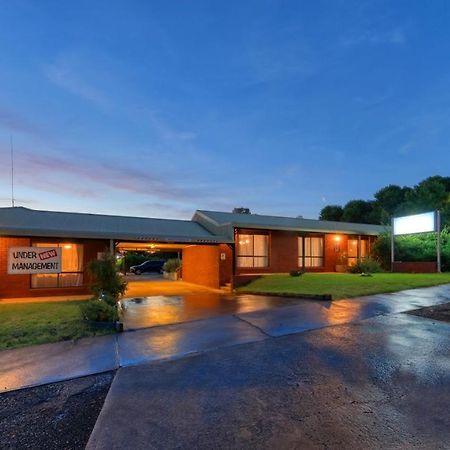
[0,1,449,219]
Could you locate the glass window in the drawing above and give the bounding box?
[31,243,84,288]
[237,234,269,268]
[298,236,324,268]
[348,238,369,266]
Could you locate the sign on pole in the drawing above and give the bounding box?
[391,211,441,272]
[8,247,61,275]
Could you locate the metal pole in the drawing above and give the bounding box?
[390,217,395,272]
[436,211,441,273]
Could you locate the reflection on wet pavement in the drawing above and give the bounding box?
[121,293,303,330]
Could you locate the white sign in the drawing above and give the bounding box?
[393,211,436,236]
[8,247,61,274]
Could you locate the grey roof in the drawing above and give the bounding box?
[0,207,231,243]
[193,210,388,238]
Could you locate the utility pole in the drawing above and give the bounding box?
[10,135,15,207]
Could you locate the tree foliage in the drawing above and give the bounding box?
[319,205,344,221]
[319,175,450,226]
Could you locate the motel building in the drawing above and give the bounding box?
[0,207,386,299]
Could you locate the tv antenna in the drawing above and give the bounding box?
[10,135,15,207]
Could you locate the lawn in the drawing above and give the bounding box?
[0,301,115,350]
[237,273,450,300]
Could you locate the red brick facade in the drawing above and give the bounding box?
[234,228,376,276]
[0,236,108,298]
[392,261,438,273]
[182,244,221,289]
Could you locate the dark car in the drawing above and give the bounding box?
[130,260,165,275]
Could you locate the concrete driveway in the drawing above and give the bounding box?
[88,312,450,449]
[120,293,304,330]
[1,284,449,393]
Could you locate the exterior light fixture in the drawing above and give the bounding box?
[63,244,72,249]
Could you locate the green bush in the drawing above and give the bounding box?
[372,228,450,271]
[163,258,182,273]
[348,257,383,274]
[88,253,127,305]
[79,299,118,322]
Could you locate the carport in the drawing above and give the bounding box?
[116,241,231,295]
[106,216,233,293]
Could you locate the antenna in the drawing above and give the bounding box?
[10,135,15,207]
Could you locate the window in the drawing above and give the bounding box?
[347,238,358,266]
[298,236,324,268]
[31,243,84,288]
[237,233,269,268]
[348,237,370,266]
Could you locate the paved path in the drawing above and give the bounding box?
[1,284,449,392]
[87,313,450,449]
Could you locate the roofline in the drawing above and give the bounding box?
[4,206,197,225]
[194,210,387,235]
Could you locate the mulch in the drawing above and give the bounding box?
[0,371,114,450]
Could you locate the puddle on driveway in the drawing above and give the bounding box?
[120,293,303,330]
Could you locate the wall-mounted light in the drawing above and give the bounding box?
[333,235,341,252]
[63,244,72,249]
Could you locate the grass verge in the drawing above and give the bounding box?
[0,300,115,350]
[237,273,450,300]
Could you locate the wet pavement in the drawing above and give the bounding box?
[1,284,449,393]
[87,313,450,449]
[118,315,267,367]
[121,293,303,330]
[0,335,117,392]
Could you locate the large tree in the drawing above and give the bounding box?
[341,200,378,224]
[319,205,344,221]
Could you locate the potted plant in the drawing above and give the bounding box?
[336,252,348,273]
[163,258,182,281]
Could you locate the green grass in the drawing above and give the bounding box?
[238,272,450,300]
[0,300,115,350]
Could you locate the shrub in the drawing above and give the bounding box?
[289,270,304,277]
[88,252,127,305]
[349,257,383,274]
[163,258,182,273]
[80,299,118,322]
[371,228,450,271]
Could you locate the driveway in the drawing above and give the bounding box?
[1,284,449,393]
[120,293,304,330]
[88,312,450,449]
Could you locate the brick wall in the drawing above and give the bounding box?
[235,229,375,274]
[219,244,233,286]
[0,237,108,299]
[182,244,220,289]
[392,261,438,273]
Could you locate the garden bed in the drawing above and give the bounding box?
[407,302,450,323]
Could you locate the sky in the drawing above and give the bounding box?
[0,0,449,220]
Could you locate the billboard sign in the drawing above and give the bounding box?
[393,211,436,236]
[8,247,61,274]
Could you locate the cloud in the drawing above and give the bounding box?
[0,109,46,138]
[43,56,110,109]
[340,27,407,48]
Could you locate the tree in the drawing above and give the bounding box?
[341,200,377,224]
[374,185,411,224]
[319,205,344,221]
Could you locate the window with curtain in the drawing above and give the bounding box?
[31,243,84,288]
[298,236,324,268]
[236,233,269,268]
[348,238,369,266]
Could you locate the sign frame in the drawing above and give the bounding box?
[391,211,441,273]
